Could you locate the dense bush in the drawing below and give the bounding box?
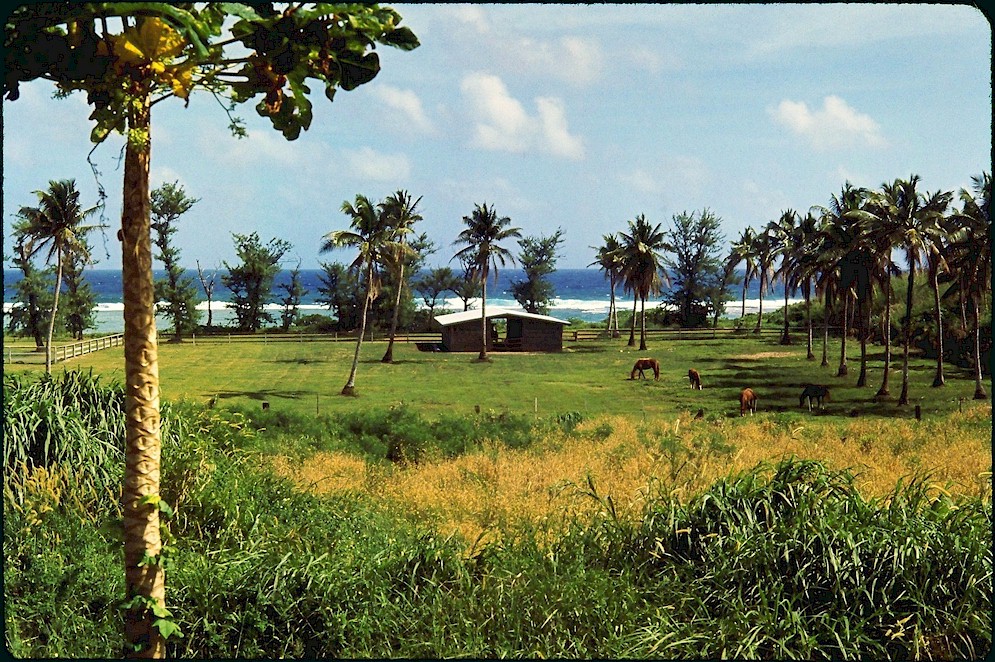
[3,372,991,658]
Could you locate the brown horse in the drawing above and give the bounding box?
[688,368,702,390]
[739,387,757,416]
[630,358,660,380]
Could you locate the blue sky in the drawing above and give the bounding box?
[2,3,991,271]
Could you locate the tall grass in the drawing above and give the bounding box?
[3,370,991,658]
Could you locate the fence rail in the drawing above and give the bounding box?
[4,333,125,364]
[568,326,833,342]
[54,333,125,362]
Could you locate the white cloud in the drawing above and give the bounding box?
[461,72,584,160]
[341,146,411,182]
[769,95,887,150]
[536,97,584,160]
[372,85,435,135]
[446,5,491,34]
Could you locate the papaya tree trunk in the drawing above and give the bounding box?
[120,93,166,659]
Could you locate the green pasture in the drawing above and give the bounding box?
[8,333,987,421]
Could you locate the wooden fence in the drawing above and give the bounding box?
[3,333,125,364]
[568,327,824,342]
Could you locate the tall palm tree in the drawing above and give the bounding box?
[13,179,100,373]
[453,203,522,361]
[865,175,952,405]
[750,227,776,334]
[619,214,669,351]
[380,190,423,364]
[590,233,624,338]
[727,226,757,324]
[769,209,799,345]
[322,194,411,395]
[792,213,821,359]
[946,172,991,399]
[812,182,868,378]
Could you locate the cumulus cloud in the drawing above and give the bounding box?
[341,146,411,182]
[447,5,491,34]
[372,85,435,134]
[770,95,887,150]
[461,72,585,160]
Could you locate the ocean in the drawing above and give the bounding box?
[2,268,801,334]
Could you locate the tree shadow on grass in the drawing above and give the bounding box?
[269,358,329,365]
[214,389,310,401]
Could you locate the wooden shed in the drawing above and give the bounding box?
[433,306,570,352]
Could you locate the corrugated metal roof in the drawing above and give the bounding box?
[433,306,571,327]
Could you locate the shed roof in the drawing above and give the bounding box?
[433,306,571,327]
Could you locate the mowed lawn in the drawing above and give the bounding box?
[9,332,989,422]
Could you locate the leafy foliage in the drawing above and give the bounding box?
[511,229,565,314]
[151,182,202,339]
[222,232,293,332]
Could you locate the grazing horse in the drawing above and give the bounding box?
[800,385,830,411]
[630,358,660,380]
[688,368,703,390]
[739,388,757,416]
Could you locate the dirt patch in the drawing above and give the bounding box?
[734,351,796,360]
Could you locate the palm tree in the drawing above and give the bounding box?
[452,203,522,361]
[792,213,821,360]
[769,210,799,345]
[812,183,868,379]
[322,194,411,395]
[946,172,991,399]
[13,179,100,373]
[590,233,624,338]
[865,175,952,405]
[750,227,776,334]
[727,226,757,323]
[619,214,669,351]
[380,190,423,364]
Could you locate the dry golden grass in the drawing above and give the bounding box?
[270,405,992,547]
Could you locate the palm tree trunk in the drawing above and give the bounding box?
[972,294,987,399]
[930,268,945,387]
[754,283,764,333]
[856,292,868,387]
[837,290,849,376]
[876,279,893,398]
[120,93,166,659]
[343,264,374,395]
[899,268,915,405]
[780,285,791,344]
[639,295,647,351]
[741,279,747,322]
[44,246,63,374]
[479,273,489,360]
[382,264,404,363]
[627,293,637,346]
[805,281,814,359]
[609,276,619,338]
